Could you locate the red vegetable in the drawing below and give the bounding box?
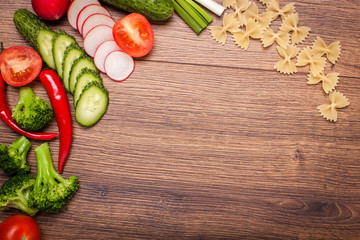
[0,75,58,140]
[0,215,41,240]
[39,69,72,173]
[32,0,70,20]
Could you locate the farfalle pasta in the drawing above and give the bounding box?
[280,13,310,44]
[261,27,289,48]
[233,18,263,50]
[223,0,236,8]
[267,1,295,21]
[308,71,339,94]
[229,0,252,27]
[274,45,300,74]
[296,46,326,76]
[244,3,273,30]
[209,13,240,45]
[312,36,341,64]
[257,0,277,6]
[317,91,349,122]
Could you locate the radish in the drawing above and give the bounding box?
[82,13,115,38]
[67,0,100,29]
[76,4,111,35]
[94,40,122,73]
[83,25,114,57]
[104,50,135,81]
[32,0,70,20]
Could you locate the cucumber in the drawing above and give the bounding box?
[73,69,102,107]
[52,31,76,79]
[62,43,84,92]
[13,9,56,69]
[69,55,99,94]
[100,0,173,21]
[75,81,109,127]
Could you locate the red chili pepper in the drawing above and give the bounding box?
[39,69,72,173]
[0,74,58,140]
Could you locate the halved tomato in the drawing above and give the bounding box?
[0,46,43,86]
[113,13,154,58]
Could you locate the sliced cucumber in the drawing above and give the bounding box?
[62,43,84,92]
[75,81,109,127]
[37,29,56,69]
[52,31,76,79]
[69,55,98,94]
[74,69,102,107]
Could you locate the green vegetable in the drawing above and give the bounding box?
[69,55,99,94]
[73,69,103,107]
[12,87,54,132]
[28,142,79,212]
[62,43,84,92]
[170,0,212,34]
[101,0,174,21]
[0,174,39,216]
[0,136,31,176]
[52,31,76,79]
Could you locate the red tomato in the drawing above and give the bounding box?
[31,0,70,20]
[0,46,42,87]
[0,215,41,240]
[113,13,154,58]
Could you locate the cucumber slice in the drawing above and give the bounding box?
[73,69,102,107]
[69,56,99,94]
[52,31,76,79]
[62,43,84,92]
[37,29,56,69]
[75,81,109,127]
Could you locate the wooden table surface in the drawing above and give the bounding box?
[1,0,360,239]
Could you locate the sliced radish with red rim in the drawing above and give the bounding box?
[82,13,115,38]
[83,25,114,57]
[76,4,111,35]
[94,40,122,73]
[104,50,134,81]
[67,0,100,29]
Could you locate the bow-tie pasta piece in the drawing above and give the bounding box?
[307,71,339,94]
[244,3,273,30]
[261,27,289,48]
[210,13,240,45]
[274,45,300,74]
[229,0,252,27]
[257,0,277,6]
[280,13,310,45]
[223,0,236,8]
[317,91,350,122]
[267,1,295,21]
[296,46,326,76]
[233,18,263,50]
[312,36,341,64]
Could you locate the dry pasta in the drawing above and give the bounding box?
[222,0,236,8]
[257,0,277,6]
[261,27,289,48]
[312,36,341,64]
[274,45,300,74]
[233,18,263,50]
[229,0,252,27]
[296,46,326,76]
[317,91,349,122]
[209,13,240,45]
[244,3,273,30]
[307,71,339,94]
[267,1,295,21]
[280,13,310,44]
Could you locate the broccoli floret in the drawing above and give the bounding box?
[12,86,54,131]
[0,136,31,175]
[0,174,39,216]
[28,142,79,212]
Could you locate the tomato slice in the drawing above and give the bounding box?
[0,46,42,86]
[113,13,154,58]
[0,215,41,240]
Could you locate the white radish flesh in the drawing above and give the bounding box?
[94,40,122,73]
[104,51,134,82]
[83,25,114,57]
[67,0,100,29]
[82,14,115,38]
[77,4,111,35]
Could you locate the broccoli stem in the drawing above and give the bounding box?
[9,136,31,160]
[34,142,66,189]
[13,87,35,114]
[13,192,38,216]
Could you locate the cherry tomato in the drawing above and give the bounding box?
[0,215,41,240]
[31,0,70,21]
[113,13,154,58]
[0,46,42,87]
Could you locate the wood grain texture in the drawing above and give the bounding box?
[0,0,360,239]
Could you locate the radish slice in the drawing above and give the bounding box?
[82,14,115,38]
[94,40,122,73]
[77,4,111,35]
[67,0,100,29]
[83,25,114,57]
[104,50,134,81]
